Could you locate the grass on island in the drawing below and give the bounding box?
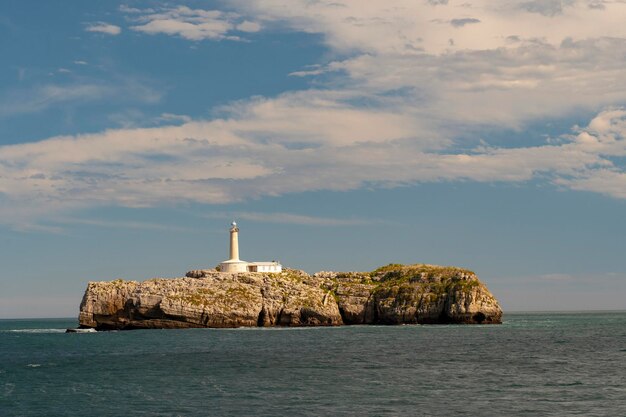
[325,263,481,303]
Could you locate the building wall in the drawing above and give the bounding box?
[220,261,282,273]
[219,261,249,273]
[248,264,282,273]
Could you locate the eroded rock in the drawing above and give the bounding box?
[79,264,503,330]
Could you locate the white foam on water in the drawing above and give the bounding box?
[5,328,66,334]
[26,364,41,368]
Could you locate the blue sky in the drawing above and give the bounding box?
[1,0,625,317]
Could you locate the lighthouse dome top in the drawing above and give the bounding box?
[231,221,237,227]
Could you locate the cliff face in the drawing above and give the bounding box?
[320,264,502,325]
[79,264,502,330]
[79,270,341,330]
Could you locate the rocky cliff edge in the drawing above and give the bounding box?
[78,264,502,330]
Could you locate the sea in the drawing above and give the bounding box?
[1,312,624,416]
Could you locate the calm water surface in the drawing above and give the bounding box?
[1,312,625,416]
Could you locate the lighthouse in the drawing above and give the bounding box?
[218,222,282,273]
[229,221,240,261]
[218,222,249,273]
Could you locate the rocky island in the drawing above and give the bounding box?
[78,263,502,330]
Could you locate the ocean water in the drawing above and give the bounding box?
[1,312,625,416]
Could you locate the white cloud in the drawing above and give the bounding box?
[119,5,147,14]
[127,6,261,41]
[558,170,626,199]
[121,2,626,127]
[85,22,121,36]
[1,93,625,229]
[51,217,193,232]
[227,1,626,129]
[288,65,327,77]
[0,79,162,117]
[203,211,372,226]
[3,0,626,228]
[157,113,192,124]
[204,211,373,226]
[236,21,261,32]
[0,84,111,117]
[235,0,626,54]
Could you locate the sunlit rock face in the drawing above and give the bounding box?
[319,264,502,325]
[78,264,502,330]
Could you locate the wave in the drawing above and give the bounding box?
[3,328,67,334]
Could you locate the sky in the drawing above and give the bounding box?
[1,0,626,318]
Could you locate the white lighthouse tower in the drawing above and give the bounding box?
[218,222,249,273]
[218,222,282,273]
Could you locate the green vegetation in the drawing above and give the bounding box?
[370,263,475,282]
[370,263,405,275]
[326,263,479,305]
[279,269,307,283]
[168,285,258,310]
[170,288,216,307]
[225,286,256,302]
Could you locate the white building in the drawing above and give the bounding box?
[218,222,282,273]
[247,262,281,273]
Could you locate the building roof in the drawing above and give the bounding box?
[248,261,281,266]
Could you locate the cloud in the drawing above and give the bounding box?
[0,84,111,117]
[519,0,566,16]
[127,6,261,41]
[204,211,372,226]
[1,92,625,229]
[4,0,626,228]
[85,22,121,35]
[119,5,147,14]
[288,65,328,77]
[557,170,626,199]
[450,18,481,27]
[118,0,626,131]
[588,1,606,10]
[236,21,262,32]
[51,217,193,232]
[156,113,192,124]
[0,79,162,117]
[230,1,626,130]
[235,0,626,53]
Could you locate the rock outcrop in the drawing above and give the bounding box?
[319,264,502,325]
[79,264,502,330]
